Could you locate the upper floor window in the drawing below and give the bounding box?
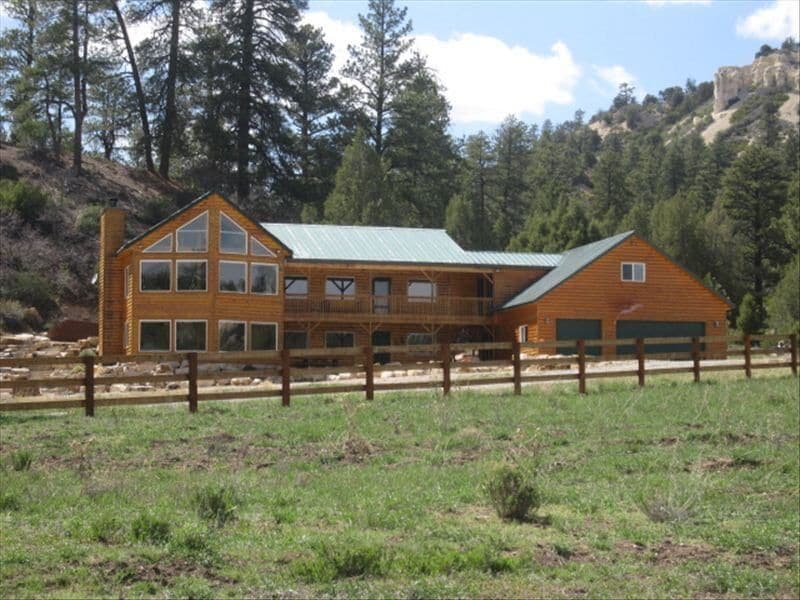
[621,262,646,282]
[144,233,172,253]
[176,260,207,292]
[251,263,278,295]
[220,213,247,254]
[250,238,275,257]
[140,260,171,292]
[326,277,355,299]
[325,331,354,348]
[176,212,208,252]
[219,261,247,293]
[285,276,308,297]
[408,280,436,302]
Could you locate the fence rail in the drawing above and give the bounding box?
[0,333,796,415]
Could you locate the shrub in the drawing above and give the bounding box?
[0,491,20,511]
[137,196,175,226]
[0,180,48,224]
[0,272,58,321]
[75,204,105,236]
[485,463,541,522]
[293,540,386,583]
[194,484,237,527]
[131,513,171,544]
[11,450,33,471]
[0,162,19,180]
[21,307,43,331]
[0,299,27,333]
[89,515,123,543]
[171,523,216,563]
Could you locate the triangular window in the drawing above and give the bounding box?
[144,233,172,253]
[176,212,208,252]
[220,213,247,254]
[250,237,275,257]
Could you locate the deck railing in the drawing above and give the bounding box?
[284,294,494,319]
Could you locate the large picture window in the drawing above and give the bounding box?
[140,260,171,291]
[408,280,436,302]
[250,323,277,351]
[219,321,246,352]
[325,331,355,348]
[140,320,170,352]
[175,321,206,351]
[176,260,207,291]
[219,261,247,293]
[176,212,208,252]
[220,213,247,254]
[621,262,646,282]
[284,330,308,349]
[326,277,355,299]
[251,263,278,295]
[285,276,308,297]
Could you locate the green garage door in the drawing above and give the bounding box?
[616,320,705,355]
[556,319,602,356]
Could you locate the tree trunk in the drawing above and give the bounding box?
[235,0,254,202]
[159,0,181,179]
[112,0,155,173]
[71,0,83,175]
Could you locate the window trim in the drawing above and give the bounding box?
[325,276,356,299]
[143,233,172,253]
[324,331,355,348]
[139,259,172,293]
[139,319,172,352]
[250,262,279,295]
[407,280,437,303]
[620,262,646,283]
[518,324,528,343]
[124,265,130,298]
[175,259,208,293]
[218,320,247,352]
[218,260,248,294]
[250,237,275,257]
[174,319,208,352]
[285,276,309,297]
[176,211,208,253]
[249,321,278,351]
[123,320,129,351]
[219,212,248,255]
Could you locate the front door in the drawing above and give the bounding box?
[373,278,391,314]
[372,330,391,364]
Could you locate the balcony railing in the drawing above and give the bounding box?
[285,294,494,321]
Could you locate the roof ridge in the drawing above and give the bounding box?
[263,222,447,232]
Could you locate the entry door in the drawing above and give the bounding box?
[373,278,391,314]
[372,330,391,364]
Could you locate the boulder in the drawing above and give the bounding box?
[231,377,252,386]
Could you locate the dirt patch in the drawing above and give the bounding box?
[691,456,764,472]
[648,540,719,565]
[96,557,235,587]
[534,543,595,567]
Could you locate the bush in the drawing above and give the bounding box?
[737,292,766,334]
[0,180,48,224]
[485,463,541,522]
[0,272,58,321]
[131,513,171,544]
[171,523,216,563]
[0,491,20,511]
[137,196,175,226]
[89,515,123,543]
[11,450,33,471]
[75,204,105,236]
[0,162,19,180]
[0,299,27,332]
[293,540,386,583]
[21,307,42,331]
[194,484,237,527]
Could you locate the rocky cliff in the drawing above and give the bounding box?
[714,52,800,113]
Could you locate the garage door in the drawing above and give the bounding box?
[616,321,705,355]
[556,319,602,356]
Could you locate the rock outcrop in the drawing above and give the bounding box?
[714,52,800,113]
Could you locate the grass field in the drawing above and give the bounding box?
[0,374,798,598]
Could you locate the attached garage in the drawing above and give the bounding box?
[556,318,602,356]
[616,320,705,355]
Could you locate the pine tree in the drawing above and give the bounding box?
[445,132,495,249]
[491,115,531,248]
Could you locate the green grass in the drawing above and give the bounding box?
[0,374,798,598]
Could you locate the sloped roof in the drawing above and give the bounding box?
[461,250,562,268]
[501,231,635,309]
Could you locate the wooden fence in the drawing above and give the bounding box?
[0,333,796,415]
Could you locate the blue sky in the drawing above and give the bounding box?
[306,0,800,135]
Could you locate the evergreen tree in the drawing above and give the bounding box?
[649,192,707,276]
[591,133,630,232]
[491,115,531,248]
[445,132,495,249]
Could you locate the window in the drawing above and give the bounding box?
[140,320,170,352]
[325,332,354,348]
[124,320,129,351]
[407,332,434,345]
[284,330,308,349]
[176,260,207,291]
[250,238,274,257]
[219,321,246,352]
[621,262,646,282]
[124,265,130,297]
[251,263,278,295]
[220,213,247,254]
[219,261,247,292]
[176,320,206,351]
[408,280,437,302]
[326,277,355,299]
[176,212,208,252]
[518,325,528,343]
[144,233,172,253]
[250,323,277,351]
[140,260,171,291]
[285,276,308,297]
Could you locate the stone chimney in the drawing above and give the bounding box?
[98,205,126,355]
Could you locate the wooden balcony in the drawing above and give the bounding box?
[284,294,494,324]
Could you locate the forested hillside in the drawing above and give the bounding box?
[0,0,798,334]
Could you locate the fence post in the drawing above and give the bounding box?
[188,352,198,413]
[441,343,451,396]
[636,338,645,388]
[577,339,586,394]
[83,354,95,417]
[364,345,374,401]
[281,349,291,407]
[512,338,522,396]
[691,337,701,383]
[790,333,798,376]
[743,334,752,379]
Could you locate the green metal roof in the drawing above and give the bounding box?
[501,231,635,309]
[461,250,561,268]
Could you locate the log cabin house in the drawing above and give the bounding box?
[98,192,732,360]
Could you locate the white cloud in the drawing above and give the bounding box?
[736,0,800,41]
[644,0,711,5]
[303,11,581,124]
[594,65,637,89]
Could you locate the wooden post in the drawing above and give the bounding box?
[83,354,95,417]
[441,343,451,396]
[281,349,291,407]
[790,333,798,377]
[577,339,586,394]
[188,352,198,413]
[364,345,374,401]
[691,337,701,383]
[512,338,521,395]
[743,334,752,379]
[636,337,645,388]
